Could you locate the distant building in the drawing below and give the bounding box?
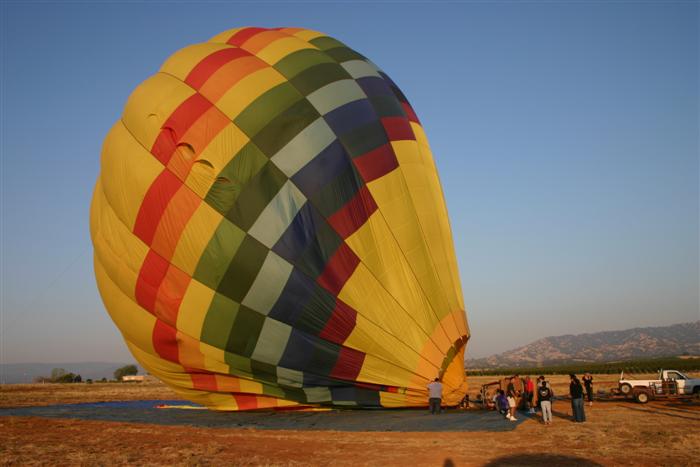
[122,375,145,382]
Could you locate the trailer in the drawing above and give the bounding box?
[478,375,527,410]
[613,369,700,404]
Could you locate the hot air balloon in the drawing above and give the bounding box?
[90,27,469,410]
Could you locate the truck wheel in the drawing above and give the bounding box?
[620,383,632,396]
[693,387,700,398]
[634,391,650,404]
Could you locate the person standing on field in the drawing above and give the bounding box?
[582,373,594,406]
[523,376,535,414]
[569,374,586,422]
[538,381,554,425]
[427,377,443,415]
[495,389,509,418]
[507,391,518,421]
[534,375,545,412]
[506,377,516,398]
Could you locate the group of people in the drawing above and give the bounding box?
[427,372,595,425]
[494,373,594,424]
[492,375,555,423]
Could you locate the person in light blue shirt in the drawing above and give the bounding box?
[427,378,443,415]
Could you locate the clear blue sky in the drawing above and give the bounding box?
[1,1,697,364]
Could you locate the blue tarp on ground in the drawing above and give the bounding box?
[0,401,531,431]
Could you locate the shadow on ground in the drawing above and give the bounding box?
[0,401,532,432]
[482,453,603,466]
[618,403,700,421]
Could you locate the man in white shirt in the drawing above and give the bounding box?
[427,377,443,414]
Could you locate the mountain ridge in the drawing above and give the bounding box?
[467,321,700,368]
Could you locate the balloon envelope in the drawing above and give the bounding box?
[91,27,469,410]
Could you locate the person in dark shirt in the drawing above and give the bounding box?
[535,375,545,412]
[569,374,586,422]
[495,390,509,418]
[538,381,554,425]
[506,377,514,395]
[582,373,594,406]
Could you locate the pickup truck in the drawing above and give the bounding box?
[618,369,700,403]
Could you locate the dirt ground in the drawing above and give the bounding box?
[1,374,699,466]
[0,381,178,408]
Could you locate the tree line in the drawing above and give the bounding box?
[468,356,700,376]
[33,364,139,383]
[33,368,83,383]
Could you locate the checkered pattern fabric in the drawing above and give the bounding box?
[91,27,469,411]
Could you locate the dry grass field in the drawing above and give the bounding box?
[1,373,699,466]
[0,380,178,408]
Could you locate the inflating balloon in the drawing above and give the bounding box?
[91,27,469,410]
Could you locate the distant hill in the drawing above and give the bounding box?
[468,321,700,369]
[0,362,144,384]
